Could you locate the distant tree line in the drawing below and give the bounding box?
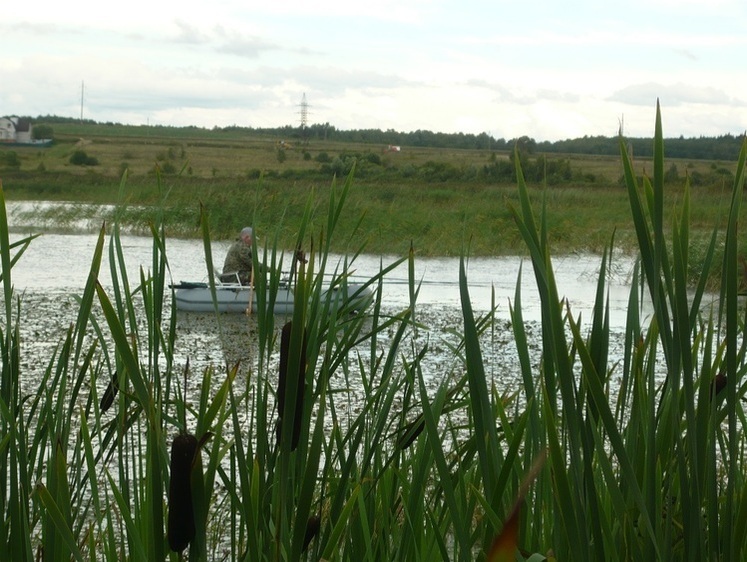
[227,124,747,162]
[537,134,746,161]
[26,115,746,161]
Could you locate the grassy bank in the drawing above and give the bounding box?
[0,170,615,255]
[1,106,747,561]
[2,121,745,258]
[2,170,744,260]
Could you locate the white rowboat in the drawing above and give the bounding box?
[172,280,373,314]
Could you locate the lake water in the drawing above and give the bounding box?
[4,199,645,326]
[8,231,645,326]
[3,200,670,399]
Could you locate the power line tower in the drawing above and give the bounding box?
[298,93,310,143]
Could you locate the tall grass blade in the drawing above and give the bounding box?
[720,135,747,559]
[459,255,502,516]
[35,483,85,562]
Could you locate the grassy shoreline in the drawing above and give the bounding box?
[2,171,743,259]
[2,123,746,273]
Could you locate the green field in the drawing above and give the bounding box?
[0,122,744,261]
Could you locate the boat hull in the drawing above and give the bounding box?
[173,281,372,314]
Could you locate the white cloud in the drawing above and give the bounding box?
[2,1,747,140]
[610,83,744,107]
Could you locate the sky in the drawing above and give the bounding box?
[2,0,746,142]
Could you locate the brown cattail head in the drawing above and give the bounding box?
[710,372,727,401]
[168,433,198,552]
[277,321,307,451]
[302,514,321,552]
[99,371,119,413]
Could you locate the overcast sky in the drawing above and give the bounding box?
[2,0,746,141]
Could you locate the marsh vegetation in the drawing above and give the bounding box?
[2,118,745,259]
[1,106,747,560]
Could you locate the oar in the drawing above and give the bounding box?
[246,267,255,316]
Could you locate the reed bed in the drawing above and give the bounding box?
[1,104,746,561]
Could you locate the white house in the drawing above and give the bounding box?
[0,116,33,143]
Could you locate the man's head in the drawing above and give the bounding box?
[240,227,253,245]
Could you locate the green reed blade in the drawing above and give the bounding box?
[0,229,38,286]
[0,391,33,560]
[105,471,148,561]
[94,283,150,414]
[47,438,74,561]
[653,100,665,248]
[567,311,660,557]
[325,164,356,253]
[321,485,361,560]
[689,224,718,325]
[619,135,674,373]
[234,384,264,557]
[0,181,13,332]
[459,255,501,506]
[721,135,747,559]
[588,241,612,382]
[197,369,235,438]
[540,382,582,558]
[78,407,103,522]
[198,203,226,343]
[417,357,472,560]
[108,225,137,328]
[35,483,85,562]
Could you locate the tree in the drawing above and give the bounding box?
[32,124,54,140]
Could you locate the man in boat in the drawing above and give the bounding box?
[221,226,255,284]
[221,226,306,285]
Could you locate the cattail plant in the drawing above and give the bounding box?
[277,320,307,452]
[168,433,198,552]
[99,370,119,413]
[302,514,321,552]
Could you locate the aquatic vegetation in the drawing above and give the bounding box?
[0,104,746,560]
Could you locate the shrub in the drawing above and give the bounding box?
[69,150,99,166]
[148,161,177,175]
[363,152,382,165]
[664,163,680,183]
[1,151,21,169]
[418,160,461,182]
[400,163,417,178]
[161,162,177,175]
